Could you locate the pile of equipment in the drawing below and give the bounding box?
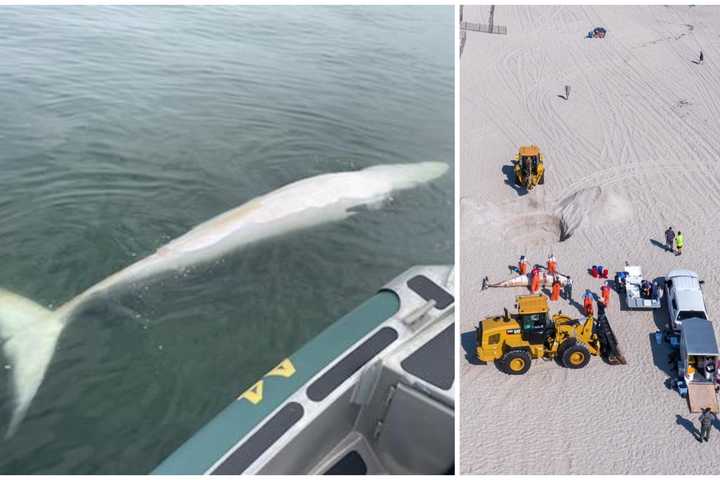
[615,265,662,309]
[586,27,607,38]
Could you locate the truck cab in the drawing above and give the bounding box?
[665,270,708,331]
[516,294,554,345]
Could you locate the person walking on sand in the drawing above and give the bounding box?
[518,255,529,275]
[665,226,675,253]
[564,85,571,100]
[551,277,561,301]
[530,266,541,293]
[583,290,594,316]
[547,254,558,274]
[675,231,685,256]
[700,50,704,64]
[563,276,573,300]
[699,408,716,442]
[601,282,611,306]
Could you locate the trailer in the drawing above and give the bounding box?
[677,318,719,413]
[615,265,662,309]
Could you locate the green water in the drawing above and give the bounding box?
[0,5,453,474]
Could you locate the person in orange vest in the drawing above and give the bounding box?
[583,290,594,316]
[551,278,561,301]
[530,266,541,293]
[547,254,557,274]
[518,255,529,275]
[601,283,611,306]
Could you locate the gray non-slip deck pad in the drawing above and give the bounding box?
[307,327,399,401]
[401,324,454,390]
[211,402,304,474]
[407,275,454,310]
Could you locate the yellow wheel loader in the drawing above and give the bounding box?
[475,294,625,375]
[513,145,545,190]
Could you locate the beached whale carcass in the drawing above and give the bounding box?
[481,269,571,290]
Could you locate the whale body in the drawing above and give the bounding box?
[0,161,448,437]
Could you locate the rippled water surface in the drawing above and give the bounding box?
[0,6,453,474]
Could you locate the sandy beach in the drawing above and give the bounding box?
[460,5,720,475]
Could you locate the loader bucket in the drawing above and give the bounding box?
[596,313,627,365]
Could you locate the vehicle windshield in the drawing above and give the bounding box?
[521,312,547,330]
[678,310,708,321]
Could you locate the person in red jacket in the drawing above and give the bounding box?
[530,266,541,293]
[601,283,611,306]
[583,290,594,316]
[547,254,557,274]
[518,255,529,275]
[551,278,561,301]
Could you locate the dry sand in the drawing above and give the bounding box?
[460,5,720,475]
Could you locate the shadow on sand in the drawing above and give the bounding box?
[651,276,668,330]
[570,297,587,316]
[461,330,483,365]
[649,332,675,377]
[501,164,527,197]
[650,238,671,252]
[676,414,699,440]
[617,283,634,312]
[649,289,675,377]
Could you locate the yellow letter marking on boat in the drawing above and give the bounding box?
[238,380,264,404]
[236,359,294,405]
[266,358,296,378]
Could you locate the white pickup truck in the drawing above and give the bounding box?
[665,269,708,332]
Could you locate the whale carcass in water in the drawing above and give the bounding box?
[0,161,448,437]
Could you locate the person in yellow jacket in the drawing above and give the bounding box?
[675,231,685,256]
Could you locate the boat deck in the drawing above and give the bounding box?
[153,265,455,475]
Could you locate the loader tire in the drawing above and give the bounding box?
[562,342,591,369]
[556,338,576,359]
[500,349,532,375]
[539,172,545,185]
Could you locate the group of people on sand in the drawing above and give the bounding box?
[664,226,684,256]
[516,229,715,443]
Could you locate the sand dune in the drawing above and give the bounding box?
[460,5,720,475]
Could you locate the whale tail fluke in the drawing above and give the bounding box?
[0,289,63,438]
